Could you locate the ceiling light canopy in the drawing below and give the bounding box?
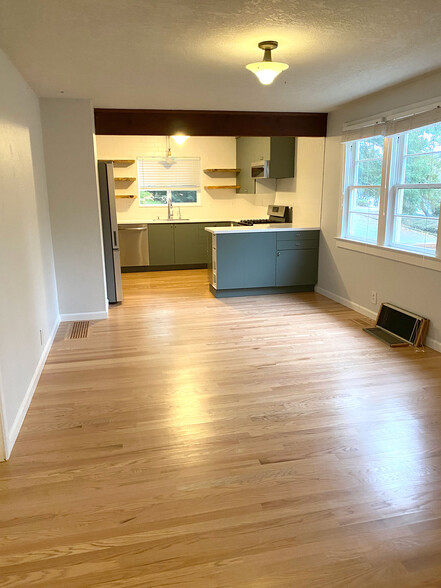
[246,41,289,85]
[171,133,189,144]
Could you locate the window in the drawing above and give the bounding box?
[343,136,384,243]
[388,124,441,255]
[341,114,441,259]
[137,157,200,207]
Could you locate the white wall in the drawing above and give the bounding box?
[40,99,108,320]
[275,137,325,227]
[318,72,441,351]
[0,49,59,457]
[95,135,324,226]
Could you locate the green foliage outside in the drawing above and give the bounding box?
[355,124,441,237]
[139,189,197,206]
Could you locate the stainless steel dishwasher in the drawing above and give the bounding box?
[118,224,149,268]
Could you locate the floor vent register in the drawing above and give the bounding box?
[69,321,90,339]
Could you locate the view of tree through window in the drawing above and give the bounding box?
[343,120,441,256]
[346,136,384,242]
[392,124,441,253]
[139,189,197,206]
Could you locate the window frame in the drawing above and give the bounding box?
[341,126,441,261]
[341,136,386,244]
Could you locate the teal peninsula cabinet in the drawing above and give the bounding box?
[205,225,319,297]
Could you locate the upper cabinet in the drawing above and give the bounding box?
[236,137,295,194]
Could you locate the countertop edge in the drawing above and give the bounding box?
[205,225,320,234]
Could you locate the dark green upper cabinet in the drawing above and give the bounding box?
[236,137,295,195]
[269,137,295,179]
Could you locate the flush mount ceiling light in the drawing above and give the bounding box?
[171,133,189,144]
[246,40,289,85]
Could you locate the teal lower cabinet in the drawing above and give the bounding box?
[210,229,319,297]
[216,233,276,289]
[174,223,202,265]
[276,248,318,286]
[148,222,233,268]
[147,223,175,266]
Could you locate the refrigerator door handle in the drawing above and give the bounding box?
[113,230,118,249]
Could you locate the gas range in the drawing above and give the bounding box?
[238,205,292,226]
[238,218,271,226]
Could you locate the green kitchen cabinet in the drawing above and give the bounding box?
[148,223,175,265]
[216,233,276,289]
[174,223,201,264]
[211,229,319,297]
[276,248,318,286]
[236,137,295,195]
[148,222,232,267]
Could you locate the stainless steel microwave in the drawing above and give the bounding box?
[251,160,270,179]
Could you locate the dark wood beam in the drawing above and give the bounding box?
[94,109,328,137]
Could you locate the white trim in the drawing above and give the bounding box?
[6,316,60,459]
[314,286,441,353]
[0,370,8,461]
[314,286,378,320]
[335,237,441,272]
[60,310,108,322]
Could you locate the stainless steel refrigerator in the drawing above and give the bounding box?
[98,161,123,303]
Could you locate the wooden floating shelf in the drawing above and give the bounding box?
[116,194,137,199]
[204,168,240,173]
[114,177,136,182]
[113,159,135,165]
[205,185,241,190]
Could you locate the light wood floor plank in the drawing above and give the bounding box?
[1,269,441,587]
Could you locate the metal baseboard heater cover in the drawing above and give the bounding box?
[363,303,429,348]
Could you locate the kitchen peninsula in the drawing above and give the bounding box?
[206,224,320,297]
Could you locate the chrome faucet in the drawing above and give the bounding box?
[167,199,173,220]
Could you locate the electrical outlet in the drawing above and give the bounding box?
[371,290,377,304]
[39,329,43,346]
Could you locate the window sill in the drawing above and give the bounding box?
[335,237,441,273]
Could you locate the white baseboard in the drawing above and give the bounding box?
[60,310,108,322]
[314,286,378,320]
[315,286,441,353]
[5,316,61,459]
[425,336,441,353]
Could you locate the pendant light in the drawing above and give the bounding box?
[171,133,189,145]
[246,41,289,85]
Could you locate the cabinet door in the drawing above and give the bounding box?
[276,248,318,286]
[269,137,295,179]
[243,233,276,288]
[174,223,201,264]
[216,233,276,290]
[148,224,175,265]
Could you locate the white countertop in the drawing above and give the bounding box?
[117,218,237,225]
[205,224,320,234]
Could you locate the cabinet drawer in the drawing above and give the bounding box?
[277,240,318,250]
[277,230,319,242]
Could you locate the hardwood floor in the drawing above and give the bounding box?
[1,269,441,587]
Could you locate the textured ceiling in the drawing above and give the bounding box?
[1,0,441,112]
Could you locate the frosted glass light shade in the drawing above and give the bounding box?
[172,134,189,145]
[246,61,289,85]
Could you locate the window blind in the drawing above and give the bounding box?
[137,158,201,189]
[385,105,441,136]
[341,121,386,143]
[342,102,441,142]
